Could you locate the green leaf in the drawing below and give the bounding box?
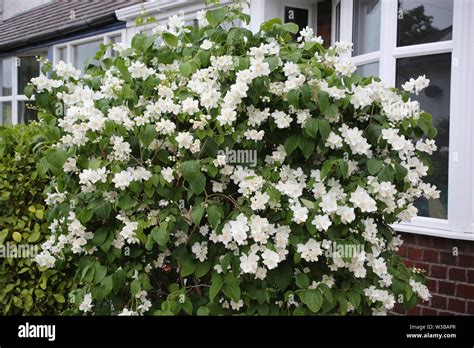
[222,282,241,302]
[192,205,205,225]
[140,124,157,148]
[45,149,68,170]
[206,7,227,26]
[222,272,240,302]
[181,160,201,182]
[318,119,331,140]
[195,261,212,279]
[282,22,299,34]
[267,262,293,291]
[318,283,334,303]
[24,84,34,99]
[151,223,169,247]
[318,90,329,112]
[394,162,408,180]
[302,289,323,313]
[209,272,223,302]
[298,135,315,159]
[296,273,310,289]
[324,104,339,118]
[367,159,384,175]
[287,89,300,109]
[304,118,319,139]
[179,62,193,78]
[338,159,349,178]
[320,159,334,180]
[207,205,222,228]
[53,294,65,303]
[162,32,179,47]
[93,264,107,284]
[180,259,195,277]
[190,172,206,195]
[197,306,210,316]
[284,135,299,156]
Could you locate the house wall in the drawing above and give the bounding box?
[394,232,474,315]
[1,0,52,21]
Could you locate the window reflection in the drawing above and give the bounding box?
[353,0,381,56]
[356,62,379,78]
[397,0,453,47]
[73,40,101,72]
[396,53,451,219]
[0,58,12,97]
[18,101,37,124]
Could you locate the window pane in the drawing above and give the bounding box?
[335,2,341,42]
[73,40,101,71]
[58,47,67,62]
[110,35,122,47]
[396,53,451,219]
[353,0,381,56]
[18,101,37,124]
[0,58,12,96]
[356,61,379,77]
[397,0,453,47]
[18,56,41,95]
[0,102,12,125]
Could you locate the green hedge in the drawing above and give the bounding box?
[0,124,73,314]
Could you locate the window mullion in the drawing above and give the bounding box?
[11,57,18,125]
[379,0,397,86]
[448,0,473,234]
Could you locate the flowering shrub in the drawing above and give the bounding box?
[29,3,437,315]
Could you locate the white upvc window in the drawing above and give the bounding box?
[0,52,46,125]
[334,0,474,240]
[53,30,125,69]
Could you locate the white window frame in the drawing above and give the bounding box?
[52,29,125,66]
[0,54,46,125]
[335,0,474,240]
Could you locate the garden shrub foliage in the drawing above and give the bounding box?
[0,125,74,314]
[29,3,438,315]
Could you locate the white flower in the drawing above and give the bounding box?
[409,278,431,301]
[272,110,292,129]
[349,187,377,212]
[192,241,208,262]
[129,61,155,80]
[182,97,199,115]
[312,214,332,232]
[261,248,280,269]
[200,39,213,50]
[161,167,174,183]
[297,239,323,262]
[240,252,259,274]
[79,293,94,313]
[35,251,56,268]
[112,170,133,190]
[325,132,343,149]
[334,59,356,76]
[402,75,430,95]
[176,131,194,149]
[250,192,270,211]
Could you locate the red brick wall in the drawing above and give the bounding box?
[393,232,474,315]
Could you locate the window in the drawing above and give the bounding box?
[53,30,124,70]
[73,40,102,71]
[0,53,44,125]
[335,0,473,239]
[352,0,381,55]
[396,53,451,220]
